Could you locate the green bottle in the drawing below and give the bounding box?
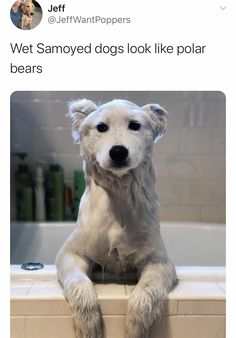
[73,170,86,220]
[15,153,33,221]
[46,164,64,221]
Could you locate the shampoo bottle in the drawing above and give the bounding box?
[35,162,46,221]
[73,169,86,220]
[15,153,33,221]
[64,185,73,220]
[46,164,64,221]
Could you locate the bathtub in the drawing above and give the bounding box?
[11,222,226,338]
[10,221,225,266]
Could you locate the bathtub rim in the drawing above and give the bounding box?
[10,264,226,282]
[10,221,226,228]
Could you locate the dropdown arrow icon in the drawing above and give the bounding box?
[220,6,227,10]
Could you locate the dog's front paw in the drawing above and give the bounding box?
[66,281,103,338]
[125,286,161,338]
[74,300,103,338]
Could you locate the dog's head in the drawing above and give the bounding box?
[21,1,35,16]
[69,99,167,176]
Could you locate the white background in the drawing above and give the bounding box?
[1,0,235,337]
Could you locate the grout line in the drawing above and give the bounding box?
[12,313,226,319]
[24,315,27,338]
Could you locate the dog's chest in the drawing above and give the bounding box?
[22,15,32,25]
[79,179,157,269]
[84,222,154,272]
[107,225,137,261]
[87,223,136,265]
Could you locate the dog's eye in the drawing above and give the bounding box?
[128,121,141,131]
[97,123,109,133]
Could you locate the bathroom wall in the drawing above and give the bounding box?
[10,91,225,223]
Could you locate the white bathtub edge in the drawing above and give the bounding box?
[10,265,226,282]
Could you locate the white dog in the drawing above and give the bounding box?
[56,99,177,338]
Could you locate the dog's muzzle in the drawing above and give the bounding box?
[109,145,128,167]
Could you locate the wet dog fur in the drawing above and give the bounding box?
[56,99,177,338]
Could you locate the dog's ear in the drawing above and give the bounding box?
[68,99,98,143]
[141,103,168,142]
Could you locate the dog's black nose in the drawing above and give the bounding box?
[109,145,128,163]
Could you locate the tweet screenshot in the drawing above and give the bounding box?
[1,0,234,337]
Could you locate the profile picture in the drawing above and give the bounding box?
[10,0,42,30]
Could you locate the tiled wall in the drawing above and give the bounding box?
[10,91,225,223]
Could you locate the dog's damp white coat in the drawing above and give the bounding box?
[56,99,177,338]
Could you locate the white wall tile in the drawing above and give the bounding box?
[154,129,180,155]
[200,181,225,205]
[201,205,226,223]
[157,180,203,206]
[155,155,225,180]
[160,205,201,222]
[179,129,225,155]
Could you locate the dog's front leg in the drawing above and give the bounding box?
[56,230,103,338]
[125,257,177,338]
